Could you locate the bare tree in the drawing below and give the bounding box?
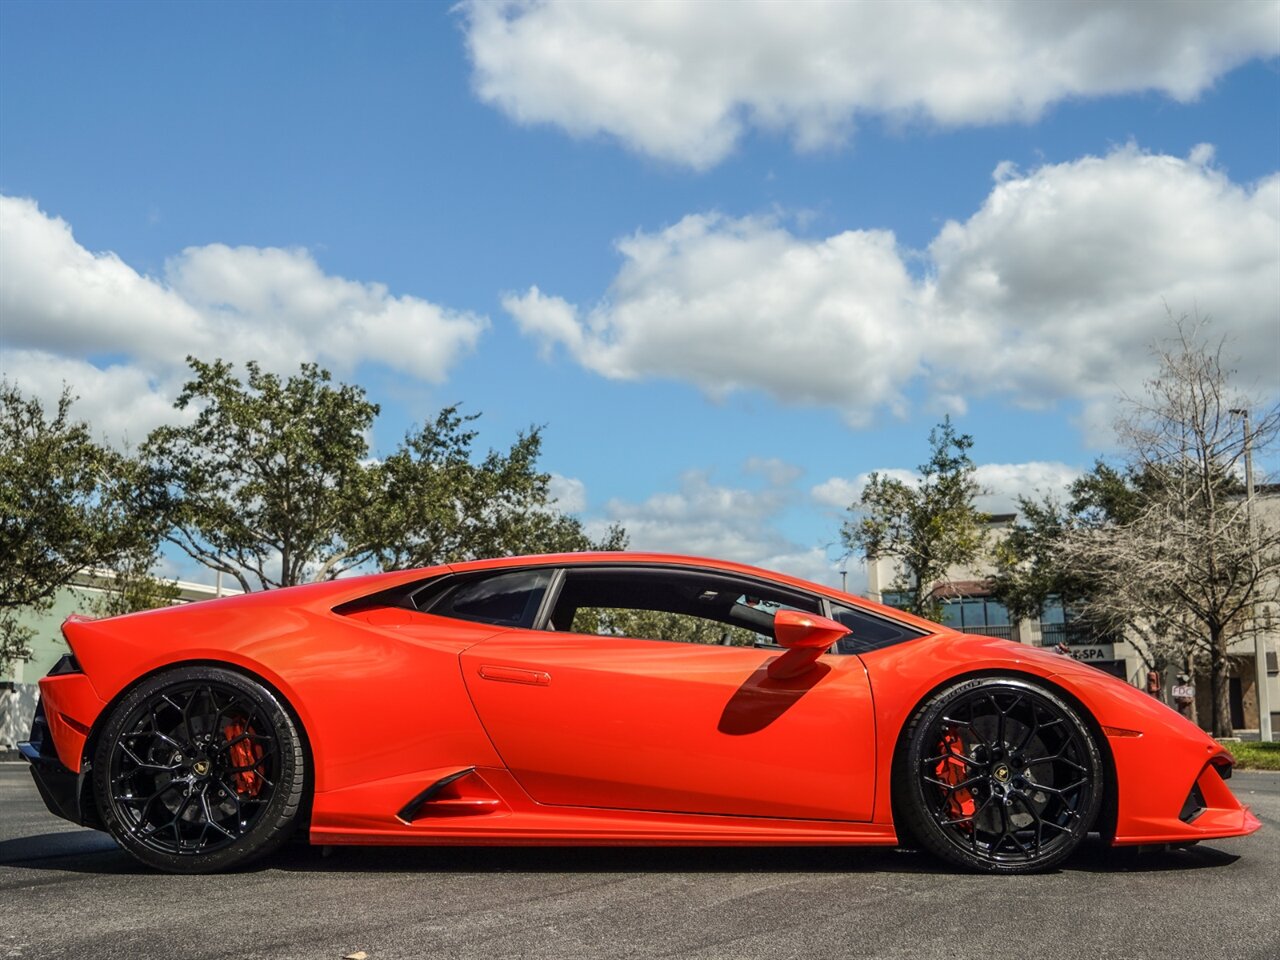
[1063,313,1279,736]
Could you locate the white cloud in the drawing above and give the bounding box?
[744,456,803,487]
[506,212,921,426]
[593,467,839,586]
[164,243,486,384]
[811,470,916,511]
[508,146,1280,429]
[0,195,488,444]
[0,196,205,360]
[813,461,1082,517]
[764,548,845,591]
[461,0,1280,168]
[1,349,191,448]
[972,463,1081,515]
[547,473,587,514]
[924,147,1280,407]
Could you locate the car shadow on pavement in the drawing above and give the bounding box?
[267,834,1241,877]
[0,830,1239,877]
[1061,838,1241,874]
[274,843,933,876]
[0,830,141,873]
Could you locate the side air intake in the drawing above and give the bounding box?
[396,768,506,823]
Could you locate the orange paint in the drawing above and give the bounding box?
[28,552,1257,852]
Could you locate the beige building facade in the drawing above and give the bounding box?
[863,504,1280,740]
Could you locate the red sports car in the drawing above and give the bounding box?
[21,552,1259,874]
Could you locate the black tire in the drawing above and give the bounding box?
[897,677,1103,874]
[92,665,306,874]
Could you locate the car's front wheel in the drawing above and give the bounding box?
[92,665,306,873]
[898,677,1103,874]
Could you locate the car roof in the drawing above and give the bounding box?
[440,552,941,633]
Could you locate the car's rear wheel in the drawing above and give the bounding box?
[899,677,1102,874]
[92,665,305,873]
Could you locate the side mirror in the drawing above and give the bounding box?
[767,610,849,680]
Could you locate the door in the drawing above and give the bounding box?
[459,566,877,822]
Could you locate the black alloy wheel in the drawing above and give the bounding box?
[899,677,1103,874]
[93,666,305,873]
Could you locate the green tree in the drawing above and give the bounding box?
[842,417,988,620]
[142,358,623,592]
[0,383,156,671]
[571,607,759,646]
[373,406,625,570]
[990,461,1145,626]
[141,358,382,591]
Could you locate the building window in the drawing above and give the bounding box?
[1038,595,1100,646]
[942,596,1011,635]
[880,591,912,611]
[1041,596,1067,626]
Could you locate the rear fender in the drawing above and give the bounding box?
[59,600,505,799]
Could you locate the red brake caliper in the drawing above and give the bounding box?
[223,721,264,796]
[935,728,976,823]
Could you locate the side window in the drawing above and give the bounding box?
[422,569,552,629]
[550,568,821,647]
[830,603,927,655]
[570,607,765,647]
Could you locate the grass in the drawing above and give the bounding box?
[1218,739,1280,771]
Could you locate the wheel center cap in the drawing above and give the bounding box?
[992,762,1011,783]
[192,759,211,776]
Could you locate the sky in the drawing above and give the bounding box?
[1,0,1278,591]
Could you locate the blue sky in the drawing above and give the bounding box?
[2,1,1278,588]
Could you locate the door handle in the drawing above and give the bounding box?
[478,664,551,686]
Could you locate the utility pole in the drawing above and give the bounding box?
[1231,407,1272,742]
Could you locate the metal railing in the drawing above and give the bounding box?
[1038,622,1116,647]
[958,624,1014,640]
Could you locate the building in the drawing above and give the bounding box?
[864,503,1280,740]
[0,572,241,756]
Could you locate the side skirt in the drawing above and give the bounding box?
[310,766,899,847]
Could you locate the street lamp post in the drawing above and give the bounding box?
[837,549,853,595]
[1231,407,1272,743]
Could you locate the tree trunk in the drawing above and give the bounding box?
[1209,626,1232,738]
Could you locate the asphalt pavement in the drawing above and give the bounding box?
[1,763,1277,960]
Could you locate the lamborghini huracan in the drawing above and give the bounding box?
[21,552,1259,874]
